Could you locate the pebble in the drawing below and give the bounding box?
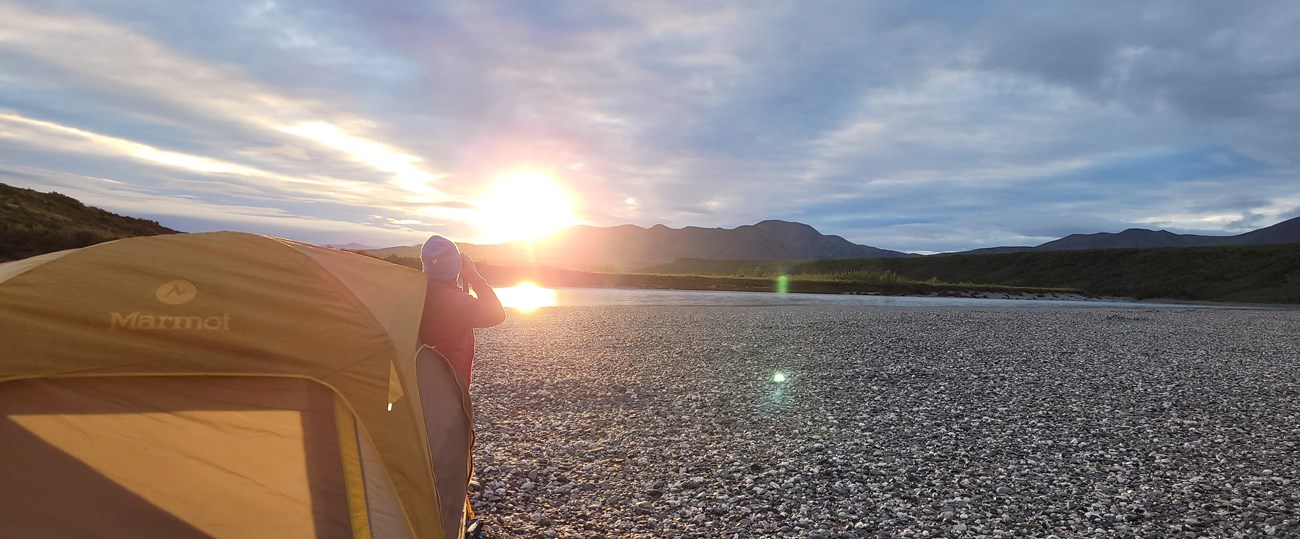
[470,306,1300,537]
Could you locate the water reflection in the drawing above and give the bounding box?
[495,282,557,312]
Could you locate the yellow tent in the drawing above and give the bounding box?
[0,232,473,538]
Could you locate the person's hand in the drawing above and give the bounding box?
[461,255,486,285]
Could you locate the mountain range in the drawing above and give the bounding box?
[3,182,1299,268]
[366,215,1300,270]
[962,216,1300,255]
[366,220,911,270]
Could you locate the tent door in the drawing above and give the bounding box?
[0,376,356,538]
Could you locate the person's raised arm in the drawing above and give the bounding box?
[460,255,506,328]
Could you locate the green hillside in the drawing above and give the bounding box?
[648,245,1300,304]
[0,183,179,261]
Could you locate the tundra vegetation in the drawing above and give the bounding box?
[0,184,176,261]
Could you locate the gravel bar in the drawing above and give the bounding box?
[470,305,1300,538]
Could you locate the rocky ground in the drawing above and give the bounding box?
[469,305,1300,538]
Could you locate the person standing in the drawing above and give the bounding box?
[418,235,506,386]
[417,235,504,538]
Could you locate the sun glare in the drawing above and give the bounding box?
[474,172,577,243]
[495,282,557,313]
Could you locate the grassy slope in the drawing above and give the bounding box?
[0,183,179,260]
[651,244,1300,303]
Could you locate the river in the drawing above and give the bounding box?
[495,285,1241,310]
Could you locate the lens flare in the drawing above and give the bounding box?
[775,275,789,294]
[772,371,787,383]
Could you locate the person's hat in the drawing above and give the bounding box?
[420,235,461,282]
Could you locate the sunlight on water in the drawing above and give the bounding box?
[496,282,557,312]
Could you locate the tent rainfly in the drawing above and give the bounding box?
[0,232,474,539]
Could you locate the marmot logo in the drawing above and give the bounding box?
[156,279,198,305]
[109,279,230,331]
[111,312,231,331]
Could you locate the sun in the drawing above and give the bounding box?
[473,172,577,243]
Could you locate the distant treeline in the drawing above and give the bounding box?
[373,254,1078,297]
[649,244,1300,304]
[0,184,178,261]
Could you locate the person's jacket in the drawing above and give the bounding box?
[419,280,505,386]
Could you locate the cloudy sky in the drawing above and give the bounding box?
[2,1,1298,252]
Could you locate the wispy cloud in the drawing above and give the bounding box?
[0,2,457,240]
[0,111,341,191]
[0,163,430,244]
[1,0,1298,250]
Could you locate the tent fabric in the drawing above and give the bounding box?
[0,232,472,538]
[0,376,352,538]
[416,348,476,533]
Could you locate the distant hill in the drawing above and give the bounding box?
[960,246,1036,255]
[1032,216,1300,251]
[1037,228,1223,250]
[941,216,1300,255]
[329,242,378,251]
[369,220,910,270]
[0,183,178,261]
[1231,216,1300,246]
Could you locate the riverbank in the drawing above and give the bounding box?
[379,254,1296,307]
[472,263,1085,300]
